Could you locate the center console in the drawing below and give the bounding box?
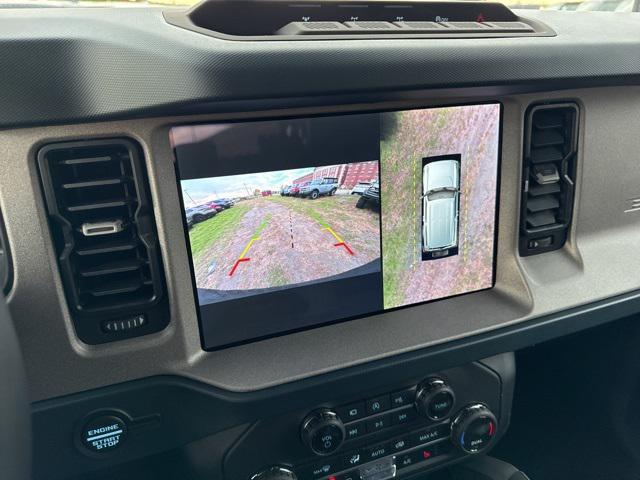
[229,356,512,480]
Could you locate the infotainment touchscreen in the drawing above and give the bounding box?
[171,104,501,349]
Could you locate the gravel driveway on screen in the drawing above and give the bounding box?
[380,104,501,309]
[192,195,380,294]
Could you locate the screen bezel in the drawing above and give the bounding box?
[172,101,503,351]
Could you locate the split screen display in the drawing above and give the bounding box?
[171,104,500,349]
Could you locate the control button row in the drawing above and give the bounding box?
[337,388,415,424]
[299,424,451,479]
[345,407,418,441]
[277,20,535,36]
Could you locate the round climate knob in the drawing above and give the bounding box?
[300,409,345,456]
[451,404,498,454]
[415,378,456,420]
[250,466,297,480]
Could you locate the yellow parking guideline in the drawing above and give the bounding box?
[239,236,260,259]
[323,226,343,244]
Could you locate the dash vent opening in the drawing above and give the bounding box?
[520,103,579,256]
[38,139,169,344]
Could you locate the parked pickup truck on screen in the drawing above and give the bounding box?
[298,177,339,199]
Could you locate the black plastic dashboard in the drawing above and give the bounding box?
[2,4,640,480]
[0,9,639,127]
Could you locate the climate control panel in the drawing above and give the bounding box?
[227,357,512,480]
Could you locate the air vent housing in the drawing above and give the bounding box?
[38,139,169,344]
[520,103,579,256]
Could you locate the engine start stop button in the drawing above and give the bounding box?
[80,414,128,454]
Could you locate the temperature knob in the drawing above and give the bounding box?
[300,409,345,456]
[451,404,498,454]
[415,378,456,420]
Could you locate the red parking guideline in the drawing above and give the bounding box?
[334,242,354,255]
[228,258,250,277]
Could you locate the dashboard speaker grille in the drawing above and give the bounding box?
[38,139,169,343]
[520,103,579,256]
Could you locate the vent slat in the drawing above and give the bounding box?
[76,239,138,256]
[527,194,560,213]
[60,155,113,166]
[530,146,564,164]
[86,277,145,297]
[529,183,561,197]
[66,198,131,212]
[526,210,556,228]
[79,259,143,278]
[532,129,565,148]
[62,177,127,189]
[533,111,564,129]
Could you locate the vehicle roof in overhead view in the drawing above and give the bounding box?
[1,1,640,480]
[423,159,460,194]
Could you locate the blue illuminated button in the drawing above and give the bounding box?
[337,402,366,422]
[392,408,417,425]
[298,459,339,479]
[343,449,365,468]
[390,388,414,409]
[390,435,414,452]
[414,424,450,445]
[366,413,392,433]
[366,396,391,415]
[80,414,127,454]
[345,420,366,441]
[365,442,391,461]
[397,450,422,469]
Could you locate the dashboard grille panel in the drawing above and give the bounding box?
[38,139,169,343]
[520,103,579,256]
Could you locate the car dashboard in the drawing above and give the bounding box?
[1,2,640,480]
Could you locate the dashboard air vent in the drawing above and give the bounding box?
[38,139,169,344]
[520,103,579,256]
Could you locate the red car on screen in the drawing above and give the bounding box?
[290,182,309,196]
[205,201,224,212]
[261,190,272,196]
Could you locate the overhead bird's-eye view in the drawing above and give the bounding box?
[380,105,500,309]
[1,0,640,480]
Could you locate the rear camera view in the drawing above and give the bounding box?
[181,162,381,304]
[172,105,500,349]
[380,104,501,309]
